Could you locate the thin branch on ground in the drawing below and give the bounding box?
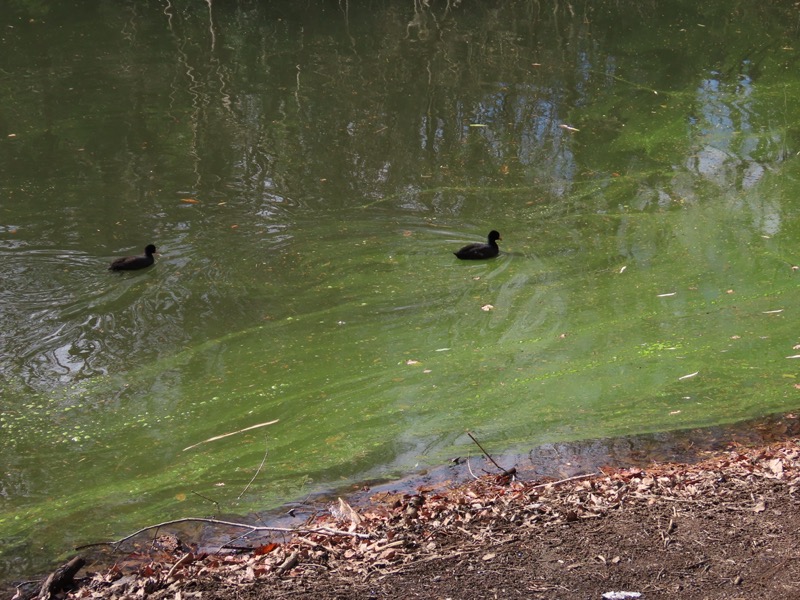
[530,472,600,489]
[165,552,194,579]
[75,517,371,551]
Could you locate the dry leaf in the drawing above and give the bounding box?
[767,459,784,478]
[335,497,363,526]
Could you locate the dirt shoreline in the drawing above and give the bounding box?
[11,417,800,600]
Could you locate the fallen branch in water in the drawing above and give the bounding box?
[75,517,371,551]
[466,431,517,478]
[183,419,280,451]
[239,435,270,499]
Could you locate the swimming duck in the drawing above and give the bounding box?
[454,231,501,260]
[109,244,157,271]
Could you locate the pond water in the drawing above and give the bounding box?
[2,0,800,582]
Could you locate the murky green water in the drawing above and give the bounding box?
[2,0,800,582]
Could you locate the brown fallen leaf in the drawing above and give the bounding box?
[334,497,363,527]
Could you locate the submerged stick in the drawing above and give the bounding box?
[466,431,515,476]
[239,436,269,499]
[183,419,279,451]
[191,491,221,514]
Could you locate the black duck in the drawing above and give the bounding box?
[109,244,157,271]
[454,231,501,260]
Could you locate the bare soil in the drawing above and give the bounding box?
[15,436,800,600]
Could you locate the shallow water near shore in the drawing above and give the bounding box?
[50,410,800,583]
[3,0,800,583]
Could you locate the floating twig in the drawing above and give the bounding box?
[183,419,279,451]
